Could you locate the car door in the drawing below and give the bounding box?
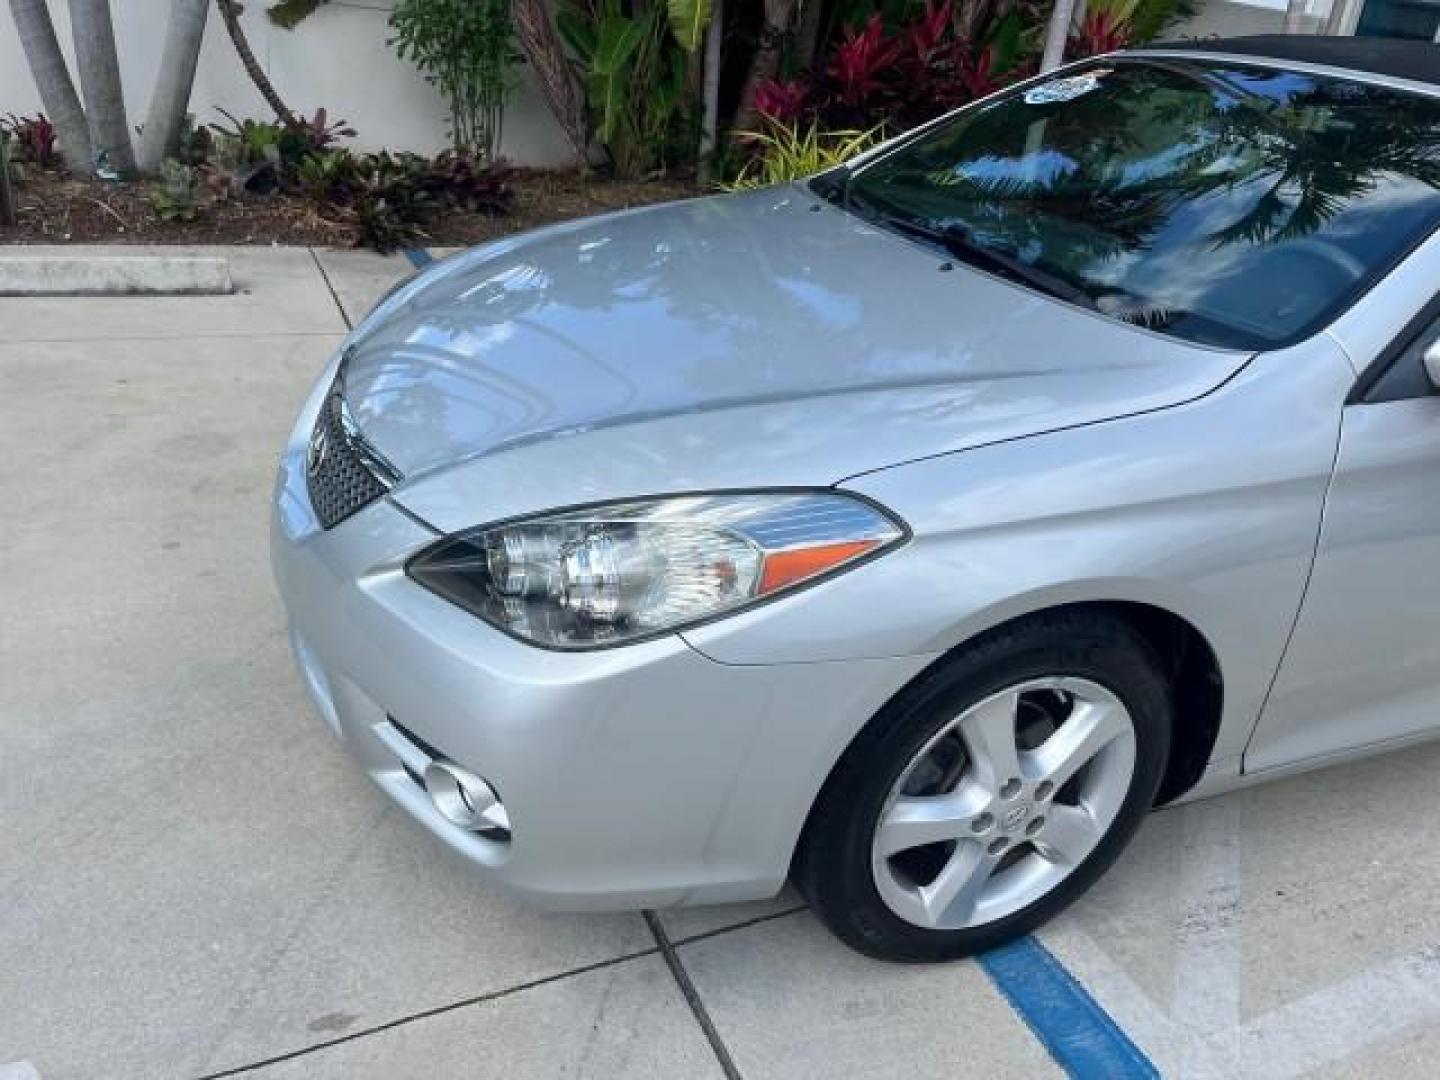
[1246,284,1440,773]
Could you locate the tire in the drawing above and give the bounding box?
[795,609,1172,963]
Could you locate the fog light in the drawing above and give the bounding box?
[423,760,511,841]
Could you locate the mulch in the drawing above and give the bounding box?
[0,166,700,249]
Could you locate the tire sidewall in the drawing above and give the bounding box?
[802,615,1172,962]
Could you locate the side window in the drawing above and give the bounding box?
[1363,302,1440,404]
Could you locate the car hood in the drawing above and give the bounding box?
[343,187,1252,533]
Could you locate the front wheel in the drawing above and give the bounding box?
[796,610,1172,962]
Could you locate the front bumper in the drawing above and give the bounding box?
[270,395,935,910]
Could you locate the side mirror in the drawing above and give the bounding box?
[1426,340,1440,393]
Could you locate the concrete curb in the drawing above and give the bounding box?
[0,255,234,296]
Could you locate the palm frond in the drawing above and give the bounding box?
[267,0,328,29]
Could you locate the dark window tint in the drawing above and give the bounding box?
[1366,301,1440,401]
[840,60,1440,349]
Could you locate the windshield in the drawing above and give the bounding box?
[836,59,1440,350]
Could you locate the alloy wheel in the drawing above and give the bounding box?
[870,676,1136,931]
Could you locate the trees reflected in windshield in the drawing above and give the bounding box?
[848,61,1440,348]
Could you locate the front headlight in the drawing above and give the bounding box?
[407,491,906,649]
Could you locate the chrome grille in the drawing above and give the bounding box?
[305,380,400,529]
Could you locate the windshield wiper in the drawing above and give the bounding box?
[874,213,1103,312]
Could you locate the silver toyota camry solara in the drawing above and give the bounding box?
[273,36,1440,961]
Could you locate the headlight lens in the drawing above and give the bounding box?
[407,492,905,649]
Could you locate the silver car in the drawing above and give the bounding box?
[273,36,1440,961]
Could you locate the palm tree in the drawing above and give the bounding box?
[733,0,803,135]
[1039,0,1077,71]
[265,0,326,26]
[71,0,135,173]
[10,0,213,177]
[215,0,295,123]
[698,0,723,180]
[513,0,590,164]
[8,0,92,170]
[1,135,17,225]
[1188,95,1440,247]
[139,0,211,171]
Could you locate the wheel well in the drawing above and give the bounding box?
[1058,601,1224,804]
[789,599,1225,889]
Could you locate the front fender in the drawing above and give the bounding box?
[682,337,1355,764]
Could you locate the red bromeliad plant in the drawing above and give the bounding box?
[952,46,1007,101]
[748,0,1032,139]
[754,78,811,126]
[1071,9,1132,57]
[898,0,1012,120]
[906,0,953,63]
[2,113,60,169]
[827,16,905,108]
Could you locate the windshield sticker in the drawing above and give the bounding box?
[1024,71,1109,105]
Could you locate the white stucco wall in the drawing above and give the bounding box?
[1170,0,1334,39]
[0,0,576,166]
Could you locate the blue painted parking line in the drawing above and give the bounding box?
[980,935,1159,1079]
[403,248,434,269]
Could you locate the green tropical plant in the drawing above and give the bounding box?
[206,110,284,192]
[666,0,713,53]
[266,0,329,28]
[722,121,880,190]
[203,107,352,193]
[342,151,436,251]
[1128,0,1195,42]
[586,13,645,141]
[295,146,359,203]
[209,110,285,160]
[558,0,696,177]
[425,149,513,212]
[149,158,203,222]
[389,0,521,161]
[290,146,512,252]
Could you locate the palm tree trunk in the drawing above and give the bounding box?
[1039,0,1076,71]
[733,0,800,136]
[698,0,723,183]
[8,0,93,172]
[0,135,16,225]
[794,0,823,70]
[215,0,294,123]
[70,0,135,174]
[1283,0,1308,31]
[511,0,588,165]
[138,0,210,172]
[954,0,994,45]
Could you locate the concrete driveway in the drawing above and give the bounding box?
[3,246,1440,1080]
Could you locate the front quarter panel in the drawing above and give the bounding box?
[683,336,1356,764]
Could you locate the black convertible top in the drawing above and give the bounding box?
[1141,34,1440,88]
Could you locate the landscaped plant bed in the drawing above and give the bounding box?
[0,167,697,250]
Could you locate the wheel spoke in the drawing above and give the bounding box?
[958,691,1022,794]
[1032,803,1103,867]
[874,787,989,857]
[919,840,999,927]
[870,676,1139,934]
[1025,697,1130,791]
